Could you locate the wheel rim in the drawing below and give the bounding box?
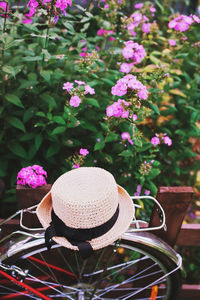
[1,240,173,299]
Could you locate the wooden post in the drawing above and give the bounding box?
[149,186,194,247]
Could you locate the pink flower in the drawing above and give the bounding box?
[22,17,33,24]
[134,3,143,9]
[142,23,152,34]
[63,82,74,92]
[69,95,81,107]
[120,63,132,73]
[121,132,134,145]
[144,189,150,195]
[122,41,146,64]
[73,164,80,168]
[150,6,156,13]
[55,0,72,11]
[168,15,193,32]
[17,165,47,188]
[169,39,176,46]
[192,14,200,23]
[121,132,131,140]
[79,148,89,156]
[80,52,87,57]
[97,28,114,37]
[0,1,9,16]
[162,136,172,146]
[85,85,95,95]
[122,47,134,59]
[133,114,137,121]
[151,136,160,146]
[106,99,130,118]
[75,80,85,86]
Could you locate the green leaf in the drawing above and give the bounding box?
[40,70,52,82]
[8,142,27,158]
[3,66,16,77]
[80,23,90,32]
[23,107,36,123]
[46,145,60,158]
[23,56,42,61]
[105,133,118,143]
[155,0,164,13]
[119,150,133,157]
[42,49,51,59]
[84,98,100,108]
[81,121,97,132]
[7,117,26,132]
[148,168,161,179]
[102,78,115,86]
[146,181,158,195]
[51,126,66,135]
[148,102,160,115]
[94,140,105,151]
[53,116,66,125]
[5,94,24,108]
[40,94,57,112]
[35,134,42,150]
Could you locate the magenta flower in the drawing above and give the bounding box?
[75,80,85,86]
[169,39,176,46]
[122,41,146,64]
[55,0,72,11]
[17,165,47,188]
[151,136,160,146]
[106,99,130,118]
[162,136,172,146]
[69,95,81,107]
[142,23,152,34]
[0,1,9,16]
[73,164,80,168]
[79,148,89,156]
[168,15,194,32]
[121,132,134,145]
[144,189,150,195]
[121,132,131,140]
[85,85,95,95]
[134,3,143,9]
[120,63,132,73]
[63,82,74,92]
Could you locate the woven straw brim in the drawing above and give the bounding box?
[36,185,134,251]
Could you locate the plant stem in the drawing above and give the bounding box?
[1,3,8,99]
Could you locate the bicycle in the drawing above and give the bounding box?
[0,195,182,300]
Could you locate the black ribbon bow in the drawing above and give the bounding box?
[45,204,119,259]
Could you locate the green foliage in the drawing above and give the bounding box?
[0,0,199,202]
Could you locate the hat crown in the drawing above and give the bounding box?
[51,167,118,228]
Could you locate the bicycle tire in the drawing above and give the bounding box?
[0,232,181,299]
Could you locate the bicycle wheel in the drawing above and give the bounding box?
[0,232,181,299]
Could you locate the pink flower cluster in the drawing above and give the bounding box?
[151,133,172,146]
[122,41,146,64]
[134,184,150,196]
[62,80,95,107]
[24,0,72,24]
[168,14,200,32]
[106,99,130,118]
[121,132,134,145]
[97,28,115,41]
[111,74,148,100]
[79,148,89,156]
[0,1,9,17]
[17,165,47,188]
[127,8,156,36]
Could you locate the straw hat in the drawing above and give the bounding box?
[36,167,134,252]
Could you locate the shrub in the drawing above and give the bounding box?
[0,0,199,204]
